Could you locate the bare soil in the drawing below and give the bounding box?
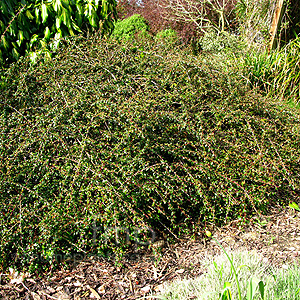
[1,206,300,300]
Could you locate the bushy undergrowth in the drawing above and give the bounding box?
[1,36,300,272]
[111,14,150,42]
[155,29,178,45]
[198,30,245,54]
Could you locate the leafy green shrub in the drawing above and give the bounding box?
[0,0,117,66]
[1,36,300,272]
[111,14,150,42]
[198,30,246,54]
[155,28,178,44]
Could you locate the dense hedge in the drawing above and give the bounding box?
[0,36,300,272]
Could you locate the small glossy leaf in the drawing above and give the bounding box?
[85,3,93,16]
[35,7,40,23]
[61,0,70,10]
[76,3,83,15]
[18,31,24,43]
[44,27,51,40]
[44,49,52,61]
[40,39,47,48]
[12,48,20,60]
[29,51,38,64]
[221,282,232,300]
[54,0,62,12]
[71,21,82,33]
[41,3,48,23]
[289,202,300,211]
[68,27,74,36]
[258,281,265,299]
[55,17,61,29]
[25,9,34,20]
[0,20,4,31]
[206,230,212,237]
[1,36,9,49]
[89,16,97,28]
[29,34,39,48]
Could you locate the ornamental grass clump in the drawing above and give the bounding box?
[0,35,300,272]
[270,36,300,105]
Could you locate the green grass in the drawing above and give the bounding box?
[270,36,300,106]
[154,251,300,300]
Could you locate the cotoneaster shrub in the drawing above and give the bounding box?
[0,35,300,272]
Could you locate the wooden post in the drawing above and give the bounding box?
[268,0,285,52]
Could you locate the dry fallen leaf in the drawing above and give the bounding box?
[52,290,71,300]
[153,284,164,292]
[89,287,101,299]
[141,285,151,293]
[26,278,37,284]
[176,269,185,274]
[31,292,42,300]
[45,286,56,294]
[65,276,73,281]
[73,280,82,287]
[8,268,26,285]
[97,284,106,294]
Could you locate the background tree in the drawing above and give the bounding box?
[158,0,237,34]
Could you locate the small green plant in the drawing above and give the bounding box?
[155,29,178,45]
[289,202,300,211]
[242,35,300,107]
[111,14,150,42]
[268,264,300,300]
[157,232,300,300]
[198,30,245,54]
[156,247,270,300]
[206,231,265,300]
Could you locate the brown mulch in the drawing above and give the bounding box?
[1,206,300,300]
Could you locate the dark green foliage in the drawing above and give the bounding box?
[111,14,150,42]
[0,36,300,272]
